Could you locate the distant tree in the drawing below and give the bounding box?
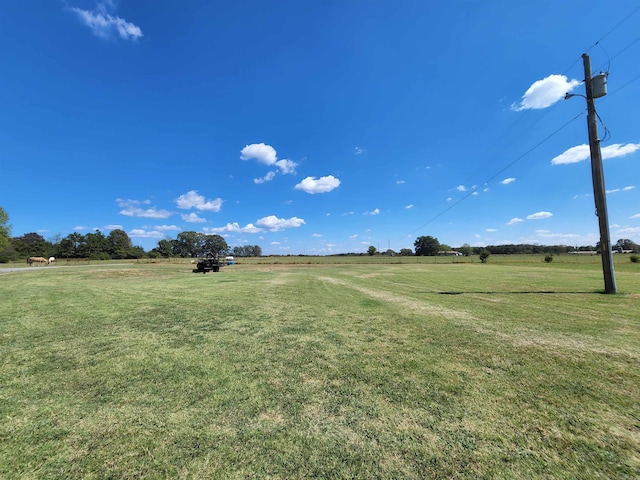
[107,229,133,259]
[458,243,473,256]
[129,246,146,258]
[85,230,109,259]
[399,248,413,256]
[0,207,11,253]
[203,234,229,256]
[12,232,51,258]
[154,239,174,258]
[367,245,377,256]
[384,249,396,256]
[616,238,639,253]
[479,250,490,263]
[174,231,205,257]
[439,244,452,253]
[544,253,553,263]
[414,236,439,256]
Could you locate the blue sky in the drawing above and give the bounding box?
[2,1,639,255]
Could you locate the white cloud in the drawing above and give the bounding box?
[616,227,640,236]
[206,222,262,234]
[240,143,297,178]
[256,215,305,231]
[630,213,640,219]
[102,224,122,230]
[456,185,467,192]
[181,213,206,223]
[294,175,340,194]
[355,147,363,155]
[71,2,142,41]
[128,229,165,239]
[507,217,524,225]
[527,211,553,220]
[275,159,297,174]
[501,177,516,185]
[552,143,640,165]
[396,180,406,184]
[405,204,414,209]
[240,143,277,165]
[511,74,580,111]
[176,190,222,212]
[154,225,181,231]
[254,172,277,184]
[486,228,497,232]
[117,198,172,218]
[365,208,380,215]
[623,186,635,191]
[446,197,453,202]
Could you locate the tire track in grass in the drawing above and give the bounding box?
[317,276,639,360]
[316,276,474,321]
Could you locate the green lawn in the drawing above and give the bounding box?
[1,262,639,478]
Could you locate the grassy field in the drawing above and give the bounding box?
[1,260,639,478]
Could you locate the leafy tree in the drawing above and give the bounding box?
[84,230,109,259]
[174,231,205,257]
[544,253,553,263]
[12,232,51,258]
[458,243,473,256]
[367,245,377,256]
[616,238,639,253]
[203,234,229,256]
[154,239,174,258]
[0,207,12,253]
[414,236,439,256]
[107,229,133,259]
[399,248,413,256]
[479,250,490,263]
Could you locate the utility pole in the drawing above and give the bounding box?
[582,53,617,293]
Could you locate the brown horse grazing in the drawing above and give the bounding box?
[27,256,49,266]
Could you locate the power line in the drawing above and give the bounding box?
[408,113,584,235]
[585,4,640,53]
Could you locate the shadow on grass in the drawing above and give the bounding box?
[435,290,609,295]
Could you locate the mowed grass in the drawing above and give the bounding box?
[1,262,638,478]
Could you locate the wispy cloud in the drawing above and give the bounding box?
[527,211,553,220]
[181,213,206,223]
[630,213,640,219]
[456,185,467,192]
[71,2,143,41]
[405,204,414,209]
[129,229,165,239]
[486,228,497,232]
[364,208,380,215]
[175,190,222,212]
[207,222,262,234]
[507,217,523,225]
[501,177,516,185]
[117,198,172,218]
[511,74,580,111]
[551,143,640,165]
[294,175,340,194]
[256,215,305,231]
[354,147,363,155]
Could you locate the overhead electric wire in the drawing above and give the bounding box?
[399,5,640,244]
[407,113,584,235]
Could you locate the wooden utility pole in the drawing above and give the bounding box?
[582,53,617,293]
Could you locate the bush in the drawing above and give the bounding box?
[544,254,553,263]
[479,250,490,263]
[631,254,639,263]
